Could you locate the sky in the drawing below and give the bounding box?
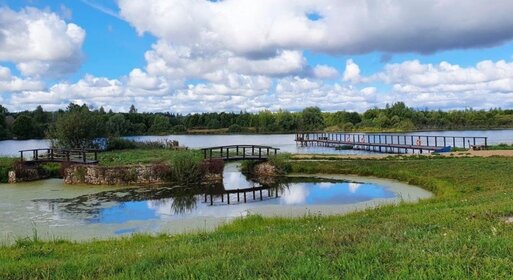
[1,0,513,113]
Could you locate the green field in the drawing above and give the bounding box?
[1,156,513,279]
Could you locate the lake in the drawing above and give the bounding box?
[0,162,431,243]
[1,129,513,157]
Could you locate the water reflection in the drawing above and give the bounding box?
[33,173,395,227]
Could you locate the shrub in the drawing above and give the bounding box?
[267,153,292,175]
[228,124,242,133]
[106,138,138,150]
[240,160,258,175]
[0,166,10,183]
[172,125,187,133]
[170,151,203,186]
[201,159,225,175]
[39,163,61,178]
[152,162,173,181]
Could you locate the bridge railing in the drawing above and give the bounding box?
[295,132,488,149]
[203,185,281,205]
[19,148,100,164]
[201,145,280,160]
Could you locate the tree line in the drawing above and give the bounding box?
[1,102,513,143]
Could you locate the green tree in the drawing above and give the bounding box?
[49,108,104,148]
[12,115,36,139]
[148,115,171,134]
[106,114,130,137]
[301,107,324,131]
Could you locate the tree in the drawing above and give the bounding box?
[12,115,36,139]
[301,107,324,131]
[0,106,9,139]
[106,114,130,137]
[48,109,104,148]
[148,115,171,134]
[129,104,137,114]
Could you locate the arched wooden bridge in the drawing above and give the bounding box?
[201,145,279,161]
[203,185,282,205]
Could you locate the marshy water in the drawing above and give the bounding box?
[0,162,431,244]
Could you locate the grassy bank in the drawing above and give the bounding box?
[1,157,513,279]
[0,157,15,183]
[97,149,203,167]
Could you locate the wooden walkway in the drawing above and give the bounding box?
[19,148,100,164]
[295,132,488,154]
[201,145,279,161]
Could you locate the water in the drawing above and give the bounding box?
[2,129,513,157]
[0,163,431,243]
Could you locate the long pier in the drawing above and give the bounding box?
[295,132,488,154]
[19,148,100,164]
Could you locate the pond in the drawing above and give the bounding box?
[0,163,431,244]
[1,129,513,157]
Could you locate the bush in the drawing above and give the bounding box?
[39,163,61,178]
[106,138,138,151]
[172,125,187,133]
[0,166,10,183]
[228,124,242,133]
[106,138,181,151]
[201,159,225,175]
[240,160,258,175]
[152,162,173,181]
[267,153,292,175]
[170,151,203,186]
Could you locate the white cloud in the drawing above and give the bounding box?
[370,59,513,109]
[343,59,360,83]
[0,66,44,92]
[119,0,513,56]
[313,65,339,79]
[0,7,85,77]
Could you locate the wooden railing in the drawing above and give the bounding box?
[201,145,280,161]
[19,148,100,164]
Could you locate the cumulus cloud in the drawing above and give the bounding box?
[0,66,44,92]
[313,65,339,79]
[368,59,513,109]
[343,59,361,83]
[119,0,513,56]
[0,7,85,77]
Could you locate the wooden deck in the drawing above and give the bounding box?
[19,148,100,164]
[295,132,488,154]
[201,145,279,161]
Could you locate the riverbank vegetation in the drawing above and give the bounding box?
[2,102,513,141]
[1,156,512,278]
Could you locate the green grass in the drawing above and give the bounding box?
[97,149,203,167]
[1,157,513,279]
[0,157,16,183]
[486,143,513,150]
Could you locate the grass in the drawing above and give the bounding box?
[0,157,16,183]
[1,156,513,279]
[97,148,203,167]
[486,143,513,150]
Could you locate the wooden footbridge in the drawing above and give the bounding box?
[203,185,281,205]
[201,145,279,161]
[19,148,100,164]
[295,132,488,154]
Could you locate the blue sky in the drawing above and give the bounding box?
[1,0,513,113]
